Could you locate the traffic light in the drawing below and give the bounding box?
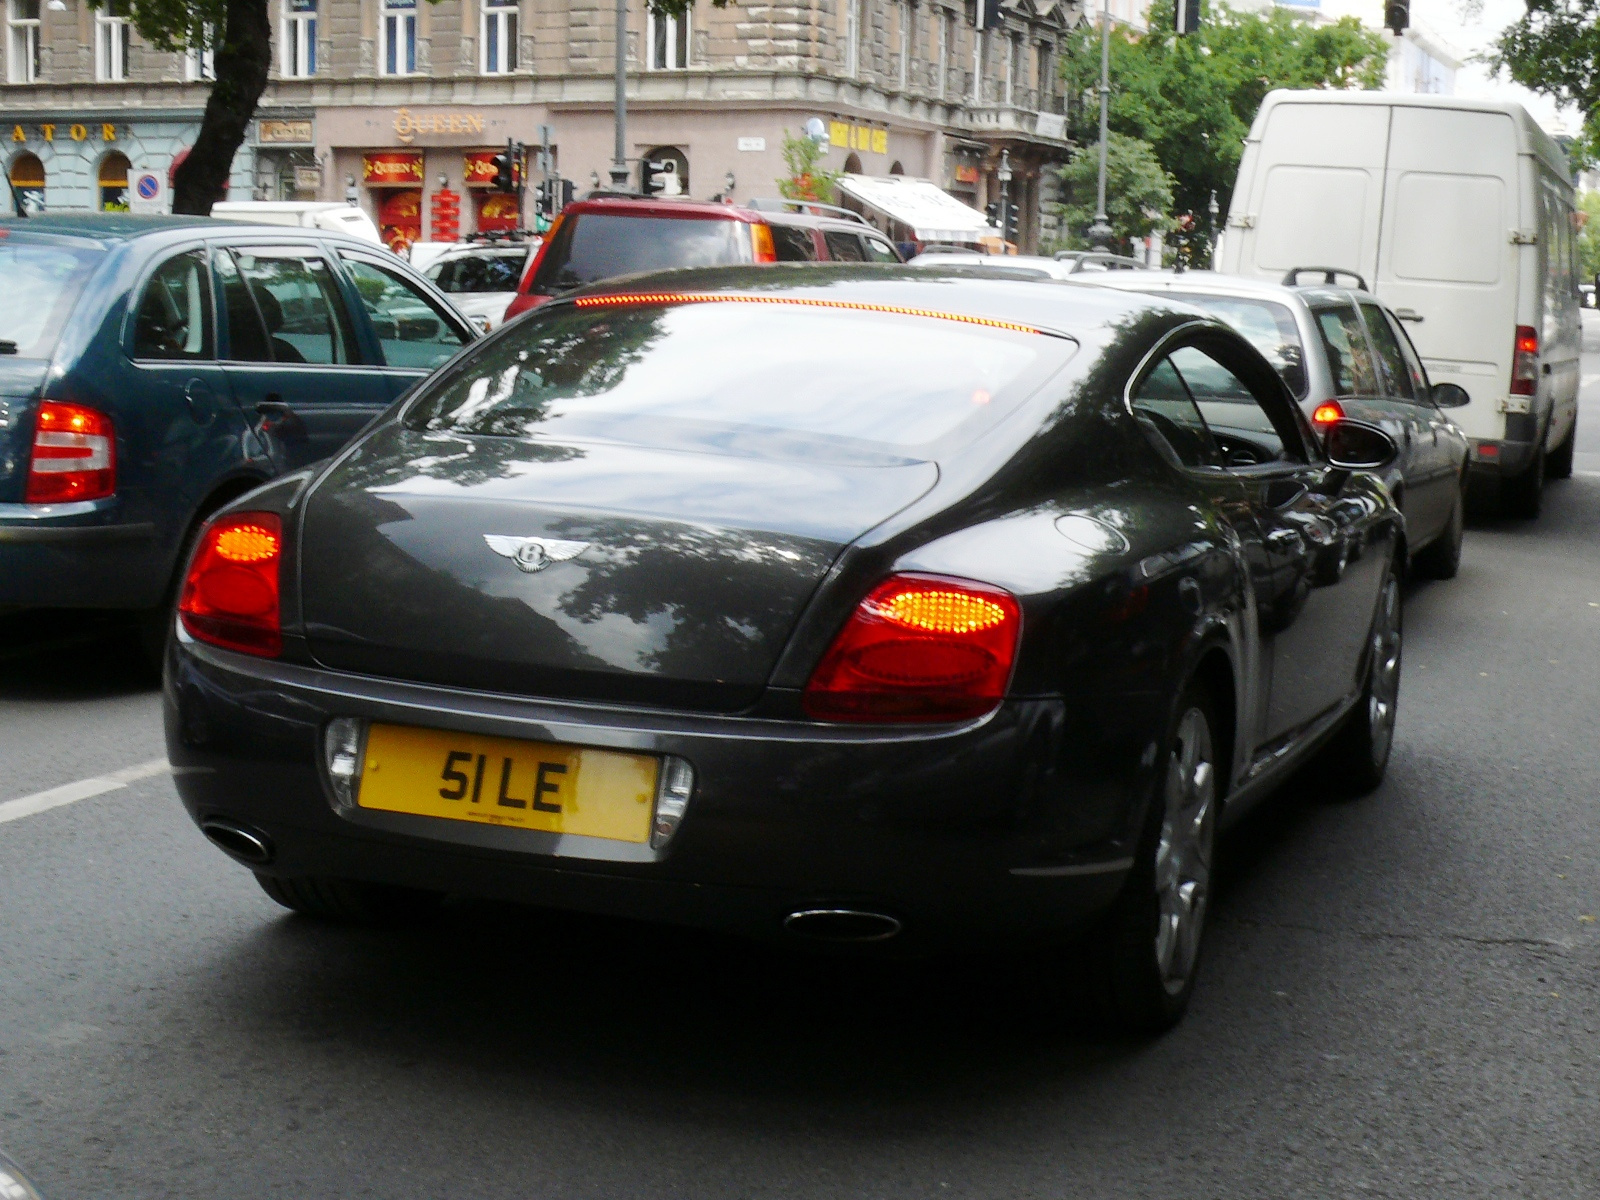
[1174,0,1200,35]
[1006,202,1021,236]
[558,179,575,210]
[492,143,515,194]
[1384,0,1408,34]
[973,0,1004,31]
[533,179,552,218]
[640,158,672,196]
[985,201,1000,227]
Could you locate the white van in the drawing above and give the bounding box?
[209,201,385,248]
[1219,91,1581,517]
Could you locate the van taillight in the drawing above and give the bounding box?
[803,574,1022,723]
[1510,326,1539,396]
[25,401,115,504]
[178,512,283,657]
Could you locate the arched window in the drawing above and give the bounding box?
[843,152,862,175]
[99,151,131,212]
[10,151,44,215]
[889,160,904,176]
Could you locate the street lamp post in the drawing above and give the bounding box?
[1086,0,1113,251]
[610,0,630,189]
[997,149,1012,248]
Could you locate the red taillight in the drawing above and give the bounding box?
[1511,325,1539,396]
[751,222,777,264]
[1312,400,1345,426]
[178,512,283,657]
[25,401,115,504]
[803,574,1022,723]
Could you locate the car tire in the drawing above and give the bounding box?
[1501,437,1545,519]
[255,873,443,925]
[1412,480,1464,580]
[1318,562,1402,797]
[1546,415,1576,480]
[1083,682,1221,1035]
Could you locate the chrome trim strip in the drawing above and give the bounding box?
[1010,857,1134,878]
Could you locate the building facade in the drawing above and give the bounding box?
[1,0,1079,250]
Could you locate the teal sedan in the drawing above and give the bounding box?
[0,214,476,652]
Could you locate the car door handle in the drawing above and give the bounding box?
[1394,308,1424,323]
[256,397,306,437]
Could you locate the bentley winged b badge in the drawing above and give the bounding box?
[483,535,591,574]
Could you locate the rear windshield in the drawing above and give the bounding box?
[530,215,751,295]
[1163,291,1307,398]
[0,241,104,358]
[406,298,1073,458]
[428,250,529,294]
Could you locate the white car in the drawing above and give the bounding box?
[423,242,537,332]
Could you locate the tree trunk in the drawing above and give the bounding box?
[171,0,272,216]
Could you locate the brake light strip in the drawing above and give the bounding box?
[571,291,1043,335]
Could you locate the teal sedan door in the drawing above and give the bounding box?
[335,251,475,404]
[214,243,390,471]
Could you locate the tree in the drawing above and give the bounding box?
[119,0,269,215]
[1057,134,1176,253]
[1059,3,1388,242]
[1490,2,1600,169]
[1577,190,1600,280]
[776,129,843,202]
[122,0,731,217]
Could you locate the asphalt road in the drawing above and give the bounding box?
[2,348,1598,1199]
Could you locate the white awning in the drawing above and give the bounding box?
[835,174,1000,244]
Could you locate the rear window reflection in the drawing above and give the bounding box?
[407,299,1072,456]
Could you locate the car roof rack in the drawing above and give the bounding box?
[743,198,872,226]
[1282,266,1369,291]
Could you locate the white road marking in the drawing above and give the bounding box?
[0,759,170,827]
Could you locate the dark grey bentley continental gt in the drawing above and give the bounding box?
[164,265,1405,1032]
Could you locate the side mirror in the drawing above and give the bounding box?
[1324,419,1398,471]
[1431,381,1470,408]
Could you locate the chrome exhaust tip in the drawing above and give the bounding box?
[783,909,902,943]
[200,819,274,866]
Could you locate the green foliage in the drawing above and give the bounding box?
[1490,4,1600,174]
[1060,3,1389,228]
[648,0,730,17]
[1577,190,1600,280]
[776,129,842,202]
[1058,134,1176,252]
[1491,1,1600,118]
[105,0,225,55]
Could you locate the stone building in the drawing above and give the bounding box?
[2,0,1079,250]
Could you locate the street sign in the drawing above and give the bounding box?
[128,170,166,214]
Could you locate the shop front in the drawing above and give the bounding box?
[3,111,253,213]
[362,151,425,251]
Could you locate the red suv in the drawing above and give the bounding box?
[503,194,902,320]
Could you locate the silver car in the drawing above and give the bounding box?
[1085,269,1471,579]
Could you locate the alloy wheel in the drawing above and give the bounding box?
[1154,707,1217,996]
[1366,574,1402,766]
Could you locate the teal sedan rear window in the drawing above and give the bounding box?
[0,242,103,359]
[406,296,1073,458]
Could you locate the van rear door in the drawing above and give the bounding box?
[1372,106,1521,445]
[1233,100,1390,284]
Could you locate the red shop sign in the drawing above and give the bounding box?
[363,152,424,186]
[463,151,500,188]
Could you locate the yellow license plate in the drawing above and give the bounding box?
[357,723,658,844]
